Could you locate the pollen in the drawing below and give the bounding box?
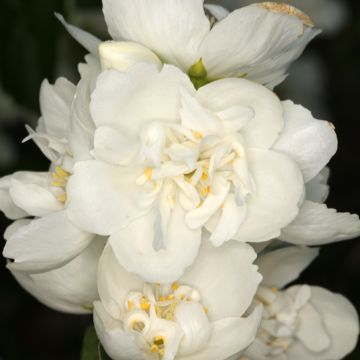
[127,300,134,310]
[140,297,151,311]
[52,166,70,187]
[201,172,208,181]
[144,167,153,180]
[192,130,203,140]
[171,282,180,291]
[57,193,67,203]
[259,2,314,27]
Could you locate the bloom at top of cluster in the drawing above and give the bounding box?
[94,239,263,360]
[0,55,105,313]
[240,246,359,360]
[66,43,341,282]
[100,0,320,89]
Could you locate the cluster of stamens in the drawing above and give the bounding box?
[124,282,207,359]
[51,166,70,203]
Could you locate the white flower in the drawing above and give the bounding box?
[94,239,262,360]
[1,56,99,273]
[243,246,359,360]
[100,0,319,88]
[66,61,319,282]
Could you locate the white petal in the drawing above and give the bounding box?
[180,240,261,321]
[208,194,247,247]
[99,41,162,72]
[94,126,139,166]
[305,167,330,203]
[90,64,194,137]
[273,101,337,182]
[9,238,105,314]
[102,0,209,70]
[179,305,263,360]
[9,179,62,217]
[4,219,31,241]
[55,13,101,56]
[204,4,229,21]
[3,210,93,272]
[93,302,146,360]
[233,149,304,243]
[280,200,360,245]
[98,244,144,319]
[180,88,222,135]
[256,246,319,289]
[68,56,99,162]
[175,301,211,355]
[39,77,75,138]
[287,286,359,360]
[186,176,230,230]
[0,172,54,219]
[67,160,145,235]
[295,303,330,352]
[110,204,202,283]
[197,78,283,148]
[201,4,319,86]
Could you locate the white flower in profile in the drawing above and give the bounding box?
[241,246,359,360]
[0,56,100,275]
[66,59,317,283]
[101,0,320,88]
[94,238,262,360]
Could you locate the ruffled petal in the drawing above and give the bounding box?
[109,204,202,283]
[9,179,62,217]
[68,55,99,162]
[197,78,283,148]
[3,210,94,272]
[9,238,105,314]
[90,64,194,137]
[55,13,101,56]
[67,160,145,235]
[280,200,360,245]
[256,246,319,289]
[201,3,319,87]
[287,286,359,360]
[180,239,261,321]
[273,101,337,182]
[179,305,263,360]
[39,77,75,139]
[94,126,139,166]
[233,149,304,243]
[93,302,146,360]
[102,0,209,70]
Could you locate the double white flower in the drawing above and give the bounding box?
[94,239,262,360]
[242,246,359,360]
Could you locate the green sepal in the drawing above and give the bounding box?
[81,326,111,360]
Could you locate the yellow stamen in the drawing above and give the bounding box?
[151,344,159,353]
[57,193,67,203]
[144,167,153,180]
[201,172,208,181]
[140,297,150,311]
[171,282,180,291]
[203,307,209,314]
[127,300,134,310]
[193,131,203,140]
[271,287,278,293]
[200,186,209,196]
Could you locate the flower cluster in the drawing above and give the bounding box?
[1,1,359,359]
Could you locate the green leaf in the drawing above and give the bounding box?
[81,326,112,360]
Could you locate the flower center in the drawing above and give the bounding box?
[135,121,254,215]
[123,282,208,359]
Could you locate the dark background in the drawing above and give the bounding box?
[0,0,359,358]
